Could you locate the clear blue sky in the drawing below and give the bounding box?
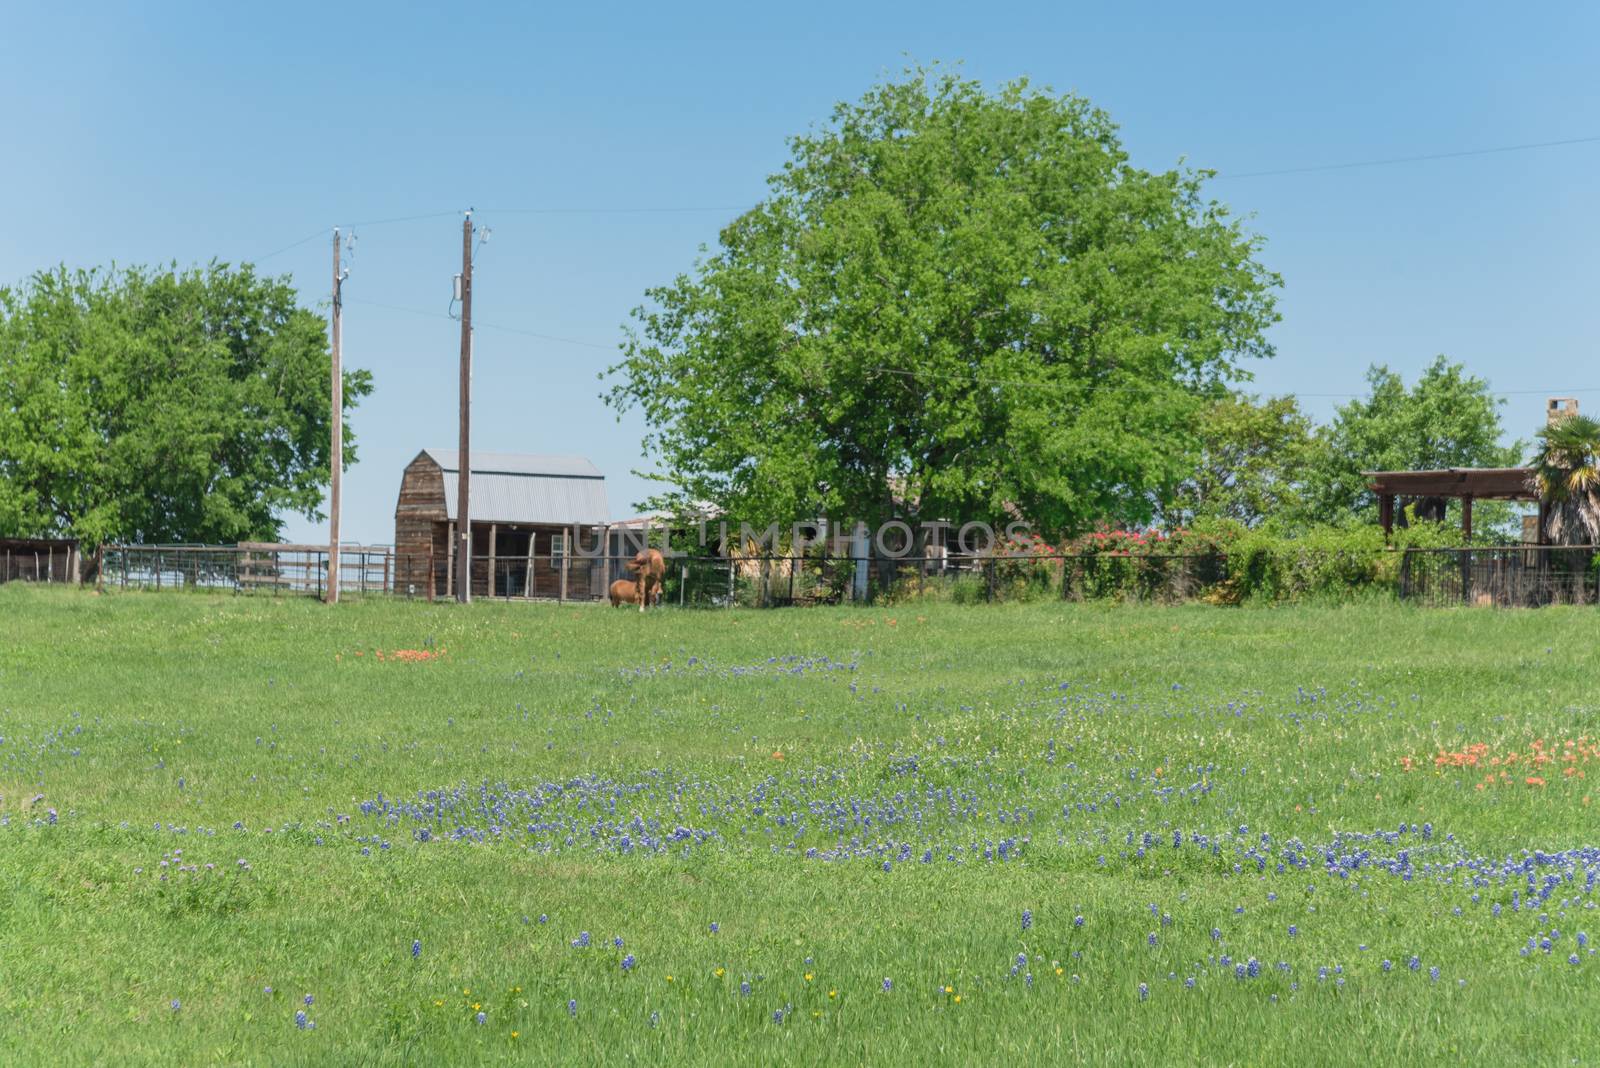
[3,2,1596,545]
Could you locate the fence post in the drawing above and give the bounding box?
[851,523,869,603]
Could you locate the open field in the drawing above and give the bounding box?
[2,586,1598,1065]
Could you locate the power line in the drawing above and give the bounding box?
[344,297,616,351]
[339,296,1596,398]
[481,205,752,215]
[253,227,332,263]
[864,365,1600,400]
[1215,134,1600,180]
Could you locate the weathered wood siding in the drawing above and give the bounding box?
[394,453,446,594]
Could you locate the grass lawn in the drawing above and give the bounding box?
[1,585,1597,1064]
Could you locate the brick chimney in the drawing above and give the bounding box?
[1548,397,1579,425]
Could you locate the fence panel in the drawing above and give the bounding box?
[1397,547,1598,608]
[71,544,1600,609]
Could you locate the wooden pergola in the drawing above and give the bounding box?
[1364,467,1541,542]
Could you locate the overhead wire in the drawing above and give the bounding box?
[246,130,1600,395]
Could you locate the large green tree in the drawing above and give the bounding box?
[1304,355,1522,522]
[607,67,1280,537]
[0,263,370,545]
[1163,394,1317,528]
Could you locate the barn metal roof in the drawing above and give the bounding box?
[422,449,609,525]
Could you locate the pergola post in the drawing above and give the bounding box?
[1379,495,1395,541]
[1460,494,1474,604]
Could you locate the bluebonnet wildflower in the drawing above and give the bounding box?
[773,1008,784,1024]
[1211,927,1221,942]
[1407,956,1420,972]
[304,994,314,1006]
[476,1012,486,1025]
[613,937,624,948]
[741,981,752,996]
[568,999,577,1017]
[538,914,548,924]
[1571,954,1582,965]
[412,940,422,959]
[1579,932,1589,949]
[263,986,273,995]
[1185,977,1195,989]
[1022,909,1032,931]
[1073,915,1084,929]
[1288,924,1297,937]
[572,931,590,948]
[650,1011,660,1028]
[1147,932,1158,947]
[710,922,719,933]
[883,978,892,992]
[1382,960,1393,972]
[295,1010,309,1030]
[1429,967,1440,982]
[622,954,636,971]
[170,999,180,1012]
[1138,983,1149,1001]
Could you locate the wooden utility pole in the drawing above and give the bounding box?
[328,228,344,604]
[455,211,474,603]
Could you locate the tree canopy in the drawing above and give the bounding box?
[1303,355,1522,521]
[1164,394,1317,528]
[0,263,369,545]
[607,67,1280,537]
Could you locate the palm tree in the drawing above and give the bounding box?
[1529,414,1600,544]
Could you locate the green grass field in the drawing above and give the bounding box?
[2,586,1598,1065]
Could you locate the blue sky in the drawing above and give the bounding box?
[2,2,1596,545]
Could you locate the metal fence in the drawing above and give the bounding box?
[1397,546,1599,608]
[77,543,1600,609]
[104,544,395,597]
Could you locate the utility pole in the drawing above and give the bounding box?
[328,227,344,604]
[455,211,473,603]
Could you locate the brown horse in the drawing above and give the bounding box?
[608,578,641,607]
[626,549,666,612]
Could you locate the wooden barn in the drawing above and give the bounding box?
[393,449,610,599]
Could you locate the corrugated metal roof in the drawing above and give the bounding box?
[422,449,609,525]
[423,449,601,479]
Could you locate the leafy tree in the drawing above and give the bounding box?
[1530,413,1600,544]
[0,263,370,545]
[606,66,1280,538]
[1304,355,1521,522]
[1164,394,1316,528]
